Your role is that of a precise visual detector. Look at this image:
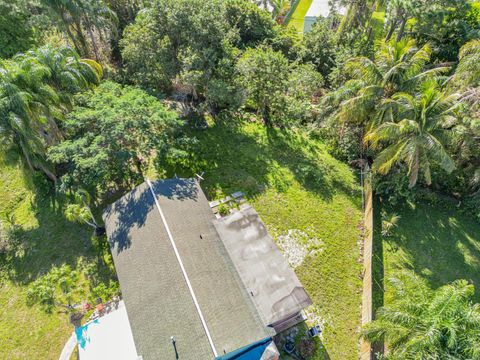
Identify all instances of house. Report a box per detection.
[304,0,346,32]
[81,178,311,360]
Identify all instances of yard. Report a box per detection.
[380,199,480,308]
[0,151,115,360]
[1,118,363,360]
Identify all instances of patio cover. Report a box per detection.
[213,206,312,328]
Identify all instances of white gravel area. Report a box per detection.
[276,229,324,269]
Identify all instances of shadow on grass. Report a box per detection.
[0,152,115,288]
[371,194,385,356]
[163,119,360,203]
[383,200,480,302]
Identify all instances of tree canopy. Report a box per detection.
[0,45,101,181]
[47,81,183,198]
[362,272,480,359]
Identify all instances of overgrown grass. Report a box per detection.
[381,199,480,307]
[165,119,363,359]
[0,151,115,360]
[286,0,313,34]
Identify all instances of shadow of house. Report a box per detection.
[164,121,361,204]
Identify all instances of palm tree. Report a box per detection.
[14,46,101,147]
[364,80,458,187]
[64,189,100,230]
[455,40,480,86]
[362,272,480,359]
[270,0,289,22]
[454,39,480,109]
[0,46,101,182]
[336,39,446,128]
[452,40,480,196]
[41,0,90,56]
[18,46,102,111]
[0,60,54,179]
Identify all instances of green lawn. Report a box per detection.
[165,119,363,359]
[0,151,115,360]
[286,0,313,34]
[1,119,363,360]
[381,200,480,307]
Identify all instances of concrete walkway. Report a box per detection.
[59,332,76,360]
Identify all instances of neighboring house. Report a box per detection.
[80,178,312,360]
[304,0,346,32]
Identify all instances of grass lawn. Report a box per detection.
[165,119,363,359]
[0,151,115,360]
[1,118,363,360]
[286,0,313,34]
[380,200,480,307]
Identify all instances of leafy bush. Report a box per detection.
[373,169,417,206]
[27,265,81,313]
[90,281,119,303]
[236,46,290,125]
[301,18,337,78]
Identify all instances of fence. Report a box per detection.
[360,171,374,360]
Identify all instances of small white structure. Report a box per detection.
[304,0,346,32]
[76,301,139,360]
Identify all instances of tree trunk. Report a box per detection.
[72,17,90,57]
[18,139,35,172]
[47,116,64,144]
[37,162,58,183]
[396,18,407,42]
[60,12,83,55]
[86,24,100,61]
[262,104,271,127]
[385,20,397,41]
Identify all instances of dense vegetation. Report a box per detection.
[0,0,479,359]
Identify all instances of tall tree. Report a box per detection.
[121,0,276,94]
[236,46,290,125]
[41,0,90,56]
[364,80,458,187]
[0,0,36,58]
[0,46,101,181]
[383,0,478,61]
[47,81,183,198]
[384,0,415,41]
[0,59,51,178]
[450,40,480,197]
[362,272,480,359]
[41,0,116,60]
[335,39,445,128]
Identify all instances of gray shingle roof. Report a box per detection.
[103,179,271,360]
